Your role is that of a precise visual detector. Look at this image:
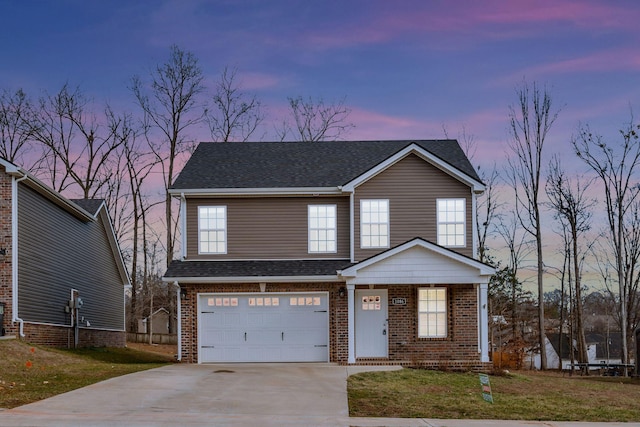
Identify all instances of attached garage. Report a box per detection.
[198,292,329,363]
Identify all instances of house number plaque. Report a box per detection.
[391,298,407,306]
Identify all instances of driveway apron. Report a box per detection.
[0,363,400,426]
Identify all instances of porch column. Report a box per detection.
[347,283,355,364]
[479,282,489,362]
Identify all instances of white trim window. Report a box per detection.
[360,199,389,248]
[308,204,337,253]
[198,206,227,254]
[437,198,465,247]
[418,287,447,338]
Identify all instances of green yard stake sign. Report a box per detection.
[479,373,493,403]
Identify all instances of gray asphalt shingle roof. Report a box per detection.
[171,139,480,190]
[164,259,353,279]
[70,199,105,216]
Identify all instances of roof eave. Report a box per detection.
[169,187,344,197]
[161,275,343,284]
[0,159,95,222]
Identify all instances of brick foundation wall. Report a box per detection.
[0,167,14,337]
[20,323,125,348]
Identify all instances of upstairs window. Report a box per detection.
[361,199,389,248]
[198,206,226,254]
[437,198,465,247]
[308,205,337,253]
[418,287,447,338]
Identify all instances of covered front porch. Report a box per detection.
[339,238,494,368]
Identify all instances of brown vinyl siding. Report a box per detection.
[17,185,125,330]
[354,154,473,261]
[186,196,350,259]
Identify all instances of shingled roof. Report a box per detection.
[70,199,105,216]
[171,140,480,190]
[164,259,353,280]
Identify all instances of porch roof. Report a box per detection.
[163,259,353,283]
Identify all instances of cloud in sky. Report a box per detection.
[1,0,639,147]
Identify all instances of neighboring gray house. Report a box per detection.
[531,333,628,371]
[0,158,130,347]
[164,140,495,369]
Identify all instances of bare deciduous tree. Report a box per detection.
[505,80,559,369]
[130,45,205,268]
[444,124,501,265]
[104,112,160,332]
[30,84,125,198]
[131,45,205,334]
[495,210,535,343]
[206,66,264,142]
[572,115,640,370]
[278,96,354,142]
[0,88,37,166]
[546,155,595,366]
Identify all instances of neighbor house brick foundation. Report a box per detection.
[20,323,125,348]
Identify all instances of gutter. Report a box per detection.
[12,173,28,337]
[173,281,182,362]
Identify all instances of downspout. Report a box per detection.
[12,174,28,337]
[174,281,182,361]
[471,188,479,259]
[180,193,187,260]
[478,282,489,362]
[349,192,354,263]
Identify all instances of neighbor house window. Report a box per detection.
[360,199,389,248]
[418,288,447,338]
[308,205,337,253]
[198,206,226,254]
[437,198,465,247]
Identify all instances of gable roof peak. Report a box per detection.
[171,139,480,191]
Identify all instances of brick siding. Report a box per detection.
[179,282,489,371]
[19,323,125,348]
[0,167,13,337]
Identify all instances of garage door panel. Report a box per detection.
[199,292,328,363]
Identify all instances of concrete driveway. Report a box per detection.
[0,364,637,427]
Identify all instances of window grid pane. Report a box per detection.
[437,198,465,247]
[361,199,389,248]
[198,206,226,254]
[309,205,337,253]
[418,288,447,338]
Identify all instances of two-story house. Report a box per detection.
[0,158,129,348]
[163,140,494,369]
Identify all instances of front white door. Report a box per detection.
[355,289,388,358]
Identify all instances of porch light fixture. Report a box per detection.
[338,287,346,298]
[180,287,187,299]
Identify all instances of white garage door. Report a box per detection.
[198,292,329,363]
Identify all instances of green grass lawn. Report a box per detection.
[0,340,173,409]
[348,368,640,421]
[4,339,640,421]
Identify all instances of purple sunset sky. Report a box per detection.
[1,0,639,170]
